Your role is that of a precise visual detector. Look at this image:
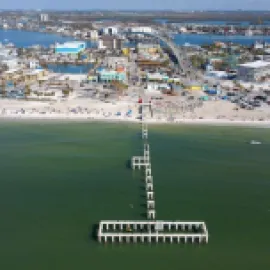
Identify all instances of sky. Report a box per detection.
[1,0,270,11]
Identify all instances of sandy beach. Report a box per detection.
[1,98,270,127]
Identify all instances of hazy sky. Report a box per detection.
[1,0,270,10]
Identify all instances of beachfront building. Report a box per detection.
[97,69,126,82]
[55,41,86,55]
[237,60,270,82]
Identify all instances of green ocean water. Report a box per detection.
[0,122,269,270]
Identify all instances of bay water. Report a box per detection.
[1,29,270,49]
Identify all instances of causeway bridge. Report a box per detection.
[124,28,204,82]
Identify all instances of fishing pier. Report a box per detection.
[98,102,209,244]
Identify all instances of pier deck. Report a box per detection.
[98,220,208,244]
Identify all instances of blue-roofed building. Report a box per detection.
[55,41,86,54]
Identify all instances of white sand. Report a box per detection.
[1,98,270,127]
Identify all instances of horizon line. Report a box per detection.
[1,9,270,12]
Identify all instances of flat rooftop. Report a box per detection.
[239,60,270,69]
[55,41,86,48]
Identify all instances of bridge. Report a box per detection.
[123,29,204,82]
[124,30,185,70]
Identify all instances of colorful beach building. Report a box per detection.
[97,68,126,82]
[55,41,86,54]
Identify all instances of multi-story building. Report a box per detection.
[87,30,99,40]
[128,26,153,33]
[98,36,122,50]
[237,60,270,82]
[40,14,49,22]
[101,26,119,36]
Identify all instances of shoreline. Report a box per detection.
[1,115,270,128]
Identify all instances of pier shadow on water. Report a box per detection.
[125,160,132,170]
[140,177,145,183]
[140,213,147,219]
[140,186,145,191]
[140,203,147,208]
[140,193,146,199]
[89,223,99,242]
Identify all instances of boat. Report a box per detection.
[249,140,262,145]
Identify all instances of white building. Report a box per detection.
[16,23,24,29]
[88,30,99,40]
[206,70,228,79]
[102,26,118,36]
[40,14,49,22]
[0,56,19,69]
[98,36,122,50]
[179,27,188,33]
[238,61,270,82]
[128,26,153,33]
[28,60,40,69]
[2,23,9,29]
[0,45,19,69]
[0,46,11,57]
[254,41,264,50]
[98,39,106,50]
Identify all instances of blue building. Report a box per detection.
[97,70,126,82]
[55,41,86,54]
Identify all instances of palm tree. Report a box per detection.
[1,78,6,98]
[62,88,70,97]
[25,84,31,99]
